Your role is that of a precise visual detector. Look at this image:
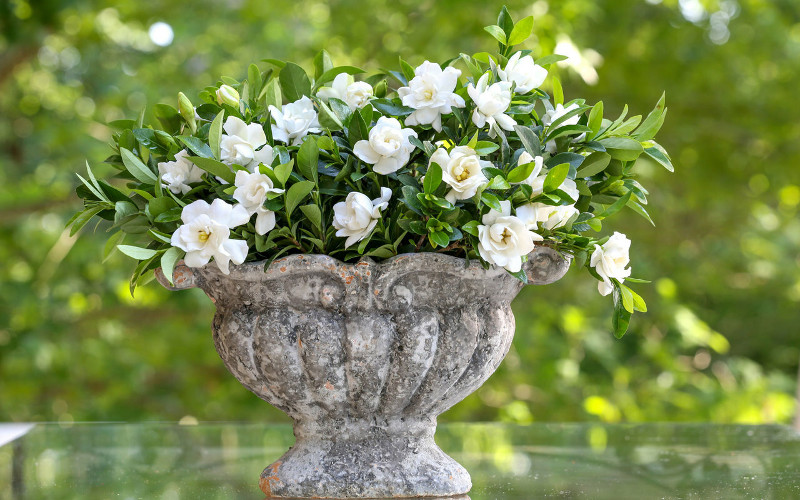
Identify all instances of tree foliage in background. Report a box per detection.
[0,0,797,424]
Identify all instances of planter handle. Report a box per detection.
[155,261,197,290]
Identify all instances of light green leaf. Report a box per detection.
[507,16,533,46]
[507,159,537,183]
[643,144,674,172]
[599,137,644,161]
[543,163,570,192]
[633,92,667,141]
[209,110,224,160]
[588,101,604,138]
[484,25,507,45]
[273,160,294,187]
[120,147,158,184]
[263,78,282,110]
[118,244,159,260]
[552,75,564,105]
[313,49,334,80]
[160,247,183,286]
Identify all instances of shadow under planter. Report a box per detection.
[157,249,570,498]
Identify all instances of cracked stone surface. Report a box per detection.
[156,248,570,499]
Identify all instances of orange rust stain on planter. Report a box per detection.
[344,276,353,284]
[324,381,334,390]
[260,462,282,497]
[374,289,380,296]
[280,266,287,272]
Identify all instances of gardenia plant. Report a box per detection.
[69,7,673,337]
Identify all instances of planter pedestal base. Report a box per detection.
[260,420,470,498]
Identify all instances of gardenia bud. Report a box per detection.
[178,92,196,134]
[216,85,240,108]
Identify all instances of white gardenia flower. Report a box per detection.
[216,84,240,108]
[171,199,250,275]
[332,187,392,248]
[397,61,465,132]
[477,200,543,273]
[515,151,580,202]
[590,231,633,296]
[158,149,203,195]
[269,96,322,145]
[467,73,516,137]
[430,146,490,204]
[232,170,284,236]
[316,73,373,110]
[516,202,579,231]
[353,117,417,175]
[220,116,274,172]
[497,52,548,94]
[542,102,581,128]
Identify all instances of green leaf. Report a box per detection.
[497,6,514,37]
[508,268,528,284]
[474,141,499,155]
[119,147,158,184]
[596,191,633,219]
[279,62,312,102]
[317,66,365,86]
[117,245,158,260]
[487,175,511,190]
[273,162,293,186]
[147,196,177,219]
[619,282,634,313]
[179,136,214,159]
[68,205,107,236]
[543,163,570,192]
[633,92,666,141]
[576,152,611,177]
[399,57,416,84]
[285,180,315,217]
[299,204,322,230]
[552,76,564,105]
[514,125,541,156]
[248,63,262,96]
[297,136,319,184]
[159,247,183,286]
[643,144,674,172]
[587,101,604,138]
[484,25,507,45]
[313,49,334,80]
[153,103,181,134]
[371,98,413,117]
[627,198,655,226]
[599,137,644,162]
[429,230,450,248]
[507,16,533,46]
[481,191,503,212]
[317,101,343,131]
[262,58,286,69]
[209,110,224,160]
[263,78,282,110]
[535,54,568,66]
[507,159,537,183]
[626,285,648,312]
[424,162,443,193]
[612,283,632,339]
[461,220,480,237]
[187,156,235,184]
[154,207,182,223]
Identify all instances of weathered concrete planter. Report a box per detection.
[157,248,569,498]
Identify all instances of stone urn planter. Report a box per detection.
[156,247,569,498]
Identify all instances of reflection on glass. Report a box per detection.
[1,423,798,499]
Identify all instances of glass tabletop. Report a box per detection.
[1,422,798,499]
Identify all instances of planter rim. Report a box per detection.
[156,246,570,291]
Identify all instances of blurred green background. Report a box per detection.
[1,0,798,425]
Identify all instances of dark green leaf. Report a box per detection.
[577,152,611,177]
[299,204,322,230]
[317,65,365,86]
[424,162,443,193]
[514,125,541,156]
[297,136,319,184]
[279,62,312,102]
[179,136,214,159]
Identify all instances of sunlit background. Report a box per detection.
[1,0,798,425]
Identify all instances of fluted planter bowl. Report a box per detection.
[156,248,569,498]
